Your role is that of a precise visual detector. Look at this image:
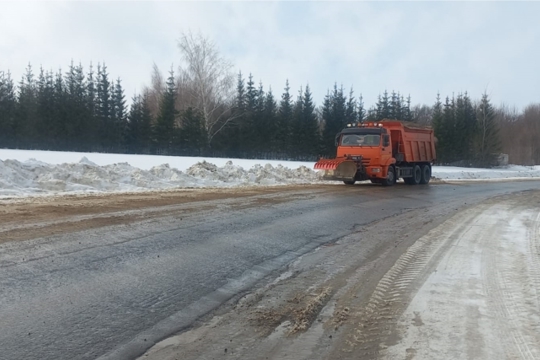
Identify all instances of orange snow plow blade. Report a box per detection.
[314,158,358,181]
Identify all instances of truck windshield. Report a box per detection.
[341,134,380,146]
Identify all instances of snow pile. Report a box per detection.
[186,161,319,185]
[0,157,323,197]
[2,149,540,198]
[432,165,540,180]
[0,149,313,171]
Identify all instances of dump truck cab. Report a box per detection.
[315,120,436,186]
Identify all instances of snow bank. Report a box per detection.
[0,157,322,197]
[0,149,313,171]
[1,149,540,198]
[432,165,540,180]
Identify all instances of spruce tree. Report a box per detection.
[389,91,401,119]
[0,71,17,148]
[126,94,143,153]
[300,84,319,159]
[321,92,333,155]
[242,73,258,155]
[180,107,206,155]
[475,93,500,166]
[454,92,476,161]
[16,64,39,148]
[112,78,127,152]
[254,82,266,156]
[277,80,293,158]
[154,69,178,154]
[36,68,56,149]
[53,69,68,150]
[321,84,347,156]
[97,63,113,151]
[291,86,304,159]
[139,93,153,154]
[126,93,153,154]
[376,90,391,120]
[263,89,279,156]
[432,93,443,126]
[65,62,91,151]
[86,64,98,149]
[345,88,358,124]
[441,96,456,163]
[431,93,444,160]
[332,84,347,126]
[235,71,246,112]
[357,94,365,122]
[403,95,412,122]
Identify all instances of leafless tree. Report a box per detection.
[142,63,165,121]
[411,104,433,126]
[495,103,540,165]
[177,31,238,145]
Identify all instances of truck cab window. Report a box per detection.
[341,134,380,146]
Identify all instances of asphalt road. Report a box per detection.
[1,181,539,360]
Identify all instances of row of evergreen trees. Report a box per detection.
[1,61,502,165]
[432,92,500,166]
[0,64,128,152]
[0,62,415,160]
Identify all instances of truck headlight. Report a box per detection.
[372,168,381,173]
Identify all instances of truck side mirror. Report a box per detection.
[383,135,390,147]
[335,134,341,147]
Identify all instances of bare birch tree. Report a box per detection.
[177,31,237,145]
[142,63,165,121]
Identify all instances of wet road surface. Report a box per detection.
[1,181,539,360]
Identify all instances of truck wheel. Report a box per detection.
[411,165,422,185]
[343,180,356,185]
[420,165,431,184]
[382,166,396,187]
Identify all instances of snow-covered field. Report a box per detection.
[1,149,540,198]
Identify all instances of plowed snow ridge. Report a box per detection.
[1,149,540,197]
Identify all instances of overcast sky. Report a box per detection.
[2,1,539,110]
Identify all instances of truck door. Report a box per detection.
[381,134,392,166]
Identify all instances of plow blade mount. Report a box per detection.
[314,159,358,181]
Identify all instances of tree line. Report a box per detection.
[1,32,539,166]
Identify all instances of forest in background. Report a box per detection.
[1,33,539,166]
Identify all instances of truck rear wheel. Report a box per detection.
[382,166,396,187]
[343,180,356,185]
[410,164,422,185]
[420,165,431,184]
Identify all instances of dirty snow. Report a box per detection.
[1,149,540,198]
[381,201,540,359]
[433,165,540,181]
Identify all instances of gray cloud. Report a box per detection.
[1,1,538,109]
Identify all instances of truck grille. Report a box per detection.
[361,157,371,166]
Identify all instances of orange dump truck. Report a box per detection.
[315,120,436,186]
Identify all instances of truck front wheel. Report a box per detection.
[382,166,396,187]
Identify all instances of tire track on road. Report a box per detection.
[482,207,540,360]
[377,194,540,360]
[334,205,488,358]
